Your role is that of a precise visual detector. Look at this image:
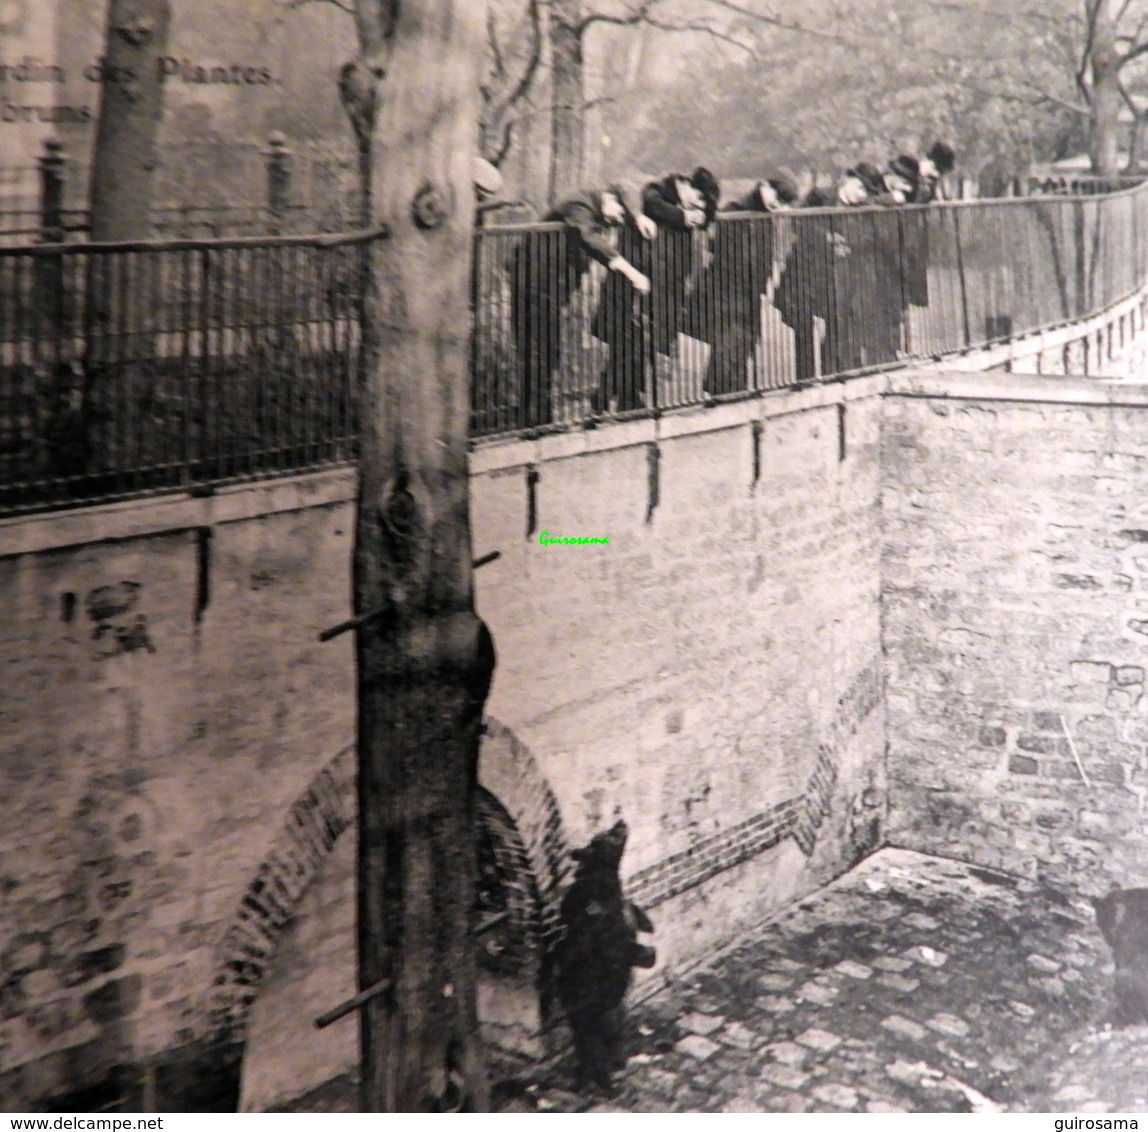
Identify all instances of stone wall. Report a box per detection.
[882,372,1148,890]
[0,492,357,1109]
[0,378,888,1110]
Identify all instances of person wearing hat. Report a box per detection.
[777,164,901,377]
[686,175,799,394]
[835,169,871,207]
[836,163,889,206]
[896,143,957,347]
[472,156,505,227]
[775,186,843,380]
[591,166,720,413]
[885,154,920,204]
[508,185,652,428]
[916,141,956,203]
[885,153,932,340]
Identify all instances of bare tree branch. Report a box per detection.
[1119,74,1141,111]
[499,0,544,113]
[642,16,757,54]
[283,0,356,14]
[1120,37,1148,65]
[567,0,852,47]
[481,0,544,167]
[487,6,506,87]
[691,0,849,40]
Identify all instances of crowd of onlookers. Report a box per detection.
[507,143,956,426]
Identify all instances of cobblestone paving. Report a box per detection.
[286,847,1129,1113]
[1012,1025,1148,1112]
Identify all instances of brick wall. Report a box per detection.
[882,373,1148,889]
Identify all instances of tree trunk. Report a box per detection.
[548,0,585,202]
[354,0,494,1113]
[1088,1,1123,176]
[88,0,171,241]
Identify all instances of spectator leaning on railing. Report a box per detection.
[689,175,799,395]
[916,141,956,204]
[774,186,836,381]
[888,144,956,349]
[888,154,931,341]
[590,166,719,413]
[640,167,720,356]
[773,144,955,381]
[508,185,653,428]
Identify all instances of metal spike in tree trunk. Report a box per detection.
[89,0,171,241]
[354,0,494,1113]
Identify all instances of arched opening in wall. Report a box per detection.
[228,722,570,1112]
[474,787,545,1055]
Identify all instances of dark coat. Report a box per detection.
[774,205,841,329]
[591,175,710,355]
[840,206,906,367]
[507,188,635,426]
[645,175,715,354]
[511,188,630,312]
[711,189,779,324]
[682,189,780,391]
[897,204,931,308]
[775,202,906,376]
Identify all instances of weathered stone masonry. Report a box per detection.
[15,360,1148,1110]
[0,377,888,1110]
[882,373,1148,890]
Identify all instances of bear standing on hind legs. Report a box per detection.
[553,819,656,1093]
[1093,888,1148,1025]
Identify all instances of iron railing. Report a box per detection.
[0,231,364,513]
[1027,174,1148,197]
[471,181,1148,434]
[2,181,1148,516]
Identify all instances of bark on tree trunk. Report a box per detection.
[88,0,171,241]
[548,0,585,202]
[354,0,494,1113]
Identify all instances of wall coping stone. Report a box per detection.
[0,466,358,559]
[887,370,1148,407]
[9,361,1148,559]
[2,376,888,556]
[469,372,890,475]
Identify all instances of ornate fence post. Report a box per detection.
[38,137,66,244]
[266,131,292,233]
[36,138,66,337]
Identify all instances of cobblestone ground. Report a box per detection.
[284,847,1137,1113]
